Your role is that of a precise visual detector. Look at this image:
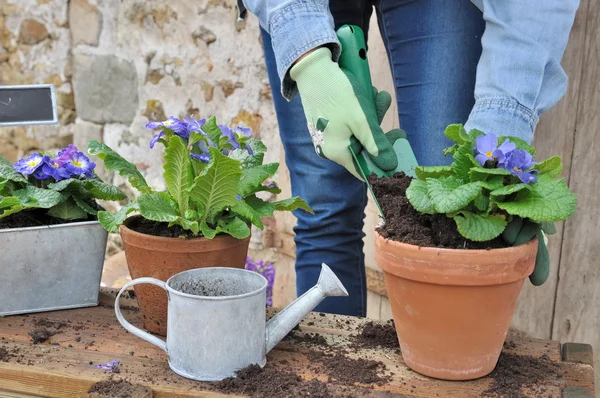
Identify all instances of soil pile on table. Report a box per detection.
[352,320,400,350]
[214,364,333,398]
[319,353,389,385]
[0,347,12,362]
[482,353,562,397]
[28,328,52,344]
[368,173,506,249]
[87,379,153,398]
[127,217,201,239]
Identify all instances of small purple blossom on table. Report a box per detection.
[245,256,275,306]
[474,133,516,166]
[94,359,120,373]
[503,149,538,184]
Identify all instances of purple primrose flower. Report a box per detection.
[35,156,71,181]
[64,151,96,178]
[14,152,44,176]
[245,256,275,307]
[503,149,538,184]
[474,133,516,166]
[190,153,210,163]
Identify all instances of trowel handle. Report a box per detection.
[337,24,374,103]
[115,278,168,353]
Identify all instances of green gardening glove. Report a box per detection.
[502,217,551,286]
[290,47,399,180]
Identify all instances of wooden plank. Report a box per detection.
[511,0,590,340]
[0,293,593,398]
[366,291,382,319]
[379,296,394,321]
[552,0,600,392]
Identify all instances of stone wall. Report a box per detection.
[0,0,279,245]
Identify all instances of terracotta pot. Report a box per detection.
[375,231,537,380]
[120,216,250,336]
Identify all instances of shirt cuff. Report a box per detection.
[464,97,538,144]
[269,1,341,101]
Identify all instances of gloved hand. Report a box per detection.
[502,217,551,286]
[290,47,399,180]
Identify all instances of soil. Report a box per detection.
[368,173,507,249]
[0,208,96,229]
[87,379,153,398]
[28,328,52,344]
[285,330,329,347]
[126,217,201,239]
[482,353,562,398]
[352,320,400,351]
[214,364,334,398]
[0,347,10,362]
[321,353,389,385]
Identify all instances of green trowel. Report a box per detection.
[336,24,419,217]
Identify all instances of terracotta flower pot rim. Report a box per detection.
[375,230,537,286]
[120,215,251,251]
[164,267,268,302]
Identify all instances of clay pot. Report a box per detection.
[375,231,537,380]
[120,215,250,336]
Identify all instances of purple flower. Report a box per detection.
[149,131,165,149]
[146,116,195,143]
[190,153,210,163]
[245,256,275,307]
[36,156,71,181]
[266,182,276,189]
[56,144,78,165]
[474,133,516,166]
[219,125,240,150]
[185,116,206,132]
[503,149,538,184]
[64,151,96,178]
[14,152,44,176]
[235,126,252,138]
[94,360,120,373]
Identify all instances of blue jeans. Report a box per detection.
[261,0,485,316]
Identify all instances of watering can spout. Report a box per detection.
[265,263,348,353]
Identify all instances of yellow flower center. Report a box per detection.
[72,160,83,167]
[485,151,493,158]
[52,162,59,168]
[163,120,173,127]
[513,167,522,173]
[27,159,40,167]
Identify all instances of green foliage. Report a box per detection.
[406,124,577,242]
[94,115,313,239]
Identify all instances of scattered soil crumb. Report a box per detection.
[214,364,333,398]
[320,353,389,385]
[352,320,399,350]
[0,347,12,362]
[482,353,562,397]
[29,328,52,344]
[503,340,517,350]
[368,173,506,249]
[34,317,67,330]
[285,331,329,347]
[87,379,152,397]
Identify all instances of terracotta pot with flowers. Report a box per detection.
[90,115,312,335]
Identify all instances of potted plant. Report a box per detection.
[0,145,126,316]
[372,124,577,380]
[90,115,312,335]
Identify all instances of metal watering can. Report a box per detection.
[114,264,348,381]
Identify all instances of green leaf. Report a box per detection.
[48,178,83,192]
[164,135,193,216]
[426,177,482,214]
[72,196,98,215]
[479,176,505,191]
[444,124,468,144]
[0,179,7,193]
[495,174,577,222]
[473,194,490,212]
[541,221,557,235]
[230,139,267,169]
[174,217,200,235]
[406,179,436,214]
[454,212,507,241]
[201,217,251,239]
[88,140,152,194]
[97,203,139,233]
[452,144,477,180]
[245,195,275,218]
[13,186,64,209]
[469,166,512,180]
[415,166,452,180]
[137,192,179,223]
[443,144,459,156]
[498,136,535,156]
[533,156,563,177]
[48,197,88,220]
[200,117,226,150]
[189,148,242,222]
[0,156,12,167]
[85,179,127,201]
[231,199,264,228]
[0,164,27,184]
[0,197,22,218]
[237,163,279,197]
[271,197,313,214]
[490,183,532,198]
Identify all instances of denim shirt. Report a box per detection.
[242,0,579,143]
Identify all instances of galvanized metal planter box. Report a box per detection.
[0,220,108,316]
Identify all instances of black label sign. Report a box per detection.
[0,85,58,126]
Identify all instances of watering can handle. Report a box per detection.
[114,278,168,353]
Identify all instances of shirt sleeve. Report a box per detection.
[465,0,580,143]
[242,0,341,100]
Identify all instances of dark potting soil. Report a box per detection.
[0,208,96,229]
[482,353,562,398]
[87,379,152,398]
[0,347,11,362]
[368,173,507,249]
[214,364,334,398]
[28,328,52,344]
[319,353,389,385]
[352,320,400,350]
[126,217,201,239]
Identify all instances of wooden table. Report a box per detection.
[0,289,595,398]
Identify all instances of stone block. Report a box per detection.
[69,0,103,47]
[18,19,48,45]
[72,53,138,124]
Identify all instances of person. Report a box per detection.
[240,0,579,317]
